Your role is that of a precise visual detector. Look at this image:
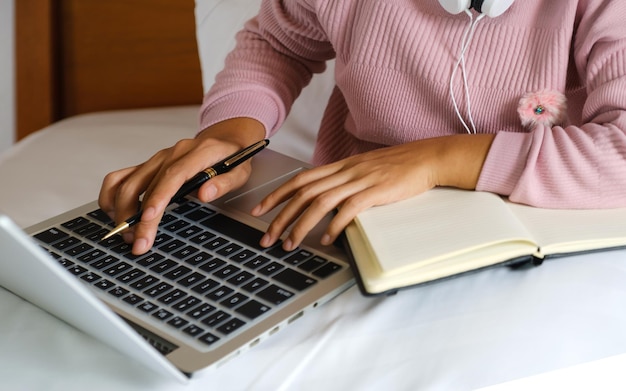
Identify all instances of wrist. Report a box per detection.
[197,117,266,149]
[433,134,495,189]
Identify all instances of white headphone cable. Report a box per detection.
[449,10,485,134]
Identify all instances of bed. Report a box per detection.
[3,1,626,389]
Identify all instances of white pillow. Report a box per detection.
[194,0,335,163]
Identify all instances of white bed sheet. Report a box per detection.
[1,107,626,390]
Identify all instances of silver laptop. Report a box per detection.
[0,148,354,383]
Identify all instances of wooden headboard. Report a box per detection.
[15,0,203,140]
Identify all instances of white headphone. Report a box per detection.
[438,0,515,18]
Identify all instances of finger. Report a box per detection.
[98,166,137,221]
[252,163,343,217]
[258,166,353,247]
[273,175,374,251]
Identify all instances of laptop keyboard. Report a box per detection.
[32,200,342,351]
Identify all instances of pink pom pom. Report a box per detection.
[517,90,567,128]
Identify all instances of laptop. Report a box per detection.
[0,148,354,383]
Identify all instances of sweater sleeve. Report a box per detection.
[198,0,334,138]
[476,1,626,209]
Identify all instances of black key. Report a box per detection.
[108,286,129,298]
[117,268,145,283]
[53,237,81,251]
[227,271,254,286]
[241,278,269,293]
[172,296,202,312]
[199,258,225,273]
[136,252,165,268]
[138,301,159,313]
[171,201,200,215]
[88,209,113,224]
[203,237,230,251]
[216,243,242,257]
[185,251,213,266]
[152,308,174,321]
[206,286,234,302]
[235,300,271,319]
[197,332,220,346]
[61,217,90,230]
[273,268,317,291]
[258,262,284,276]
[312,262,342,278]
[158,289,187,305]
[163,220,190,233]
[298,256,327,272]
[167,316,188,329]
[77,249,107,264]
[266,244,295,259]
[123,294,144,305]
[67,264,87,276]
[190,232,216,245]
[94,279,116,290]
[64,242,94,257]
[187,303,216,319]
[130,275,159,290]
[34,228,68,244]
[185,207,216,222]
[221,293,248,308]
[150,259,178,274]
[216,318,246,335]
[230,249,257,263]
[91,255,120,270]
[159,214,177,226]
[191,279,220,295]
[201,310,230,327]
[163,265,192,281]
[153,233,173,246]
[177,225,204,239]
[80,271,101,284]
[103,261,133,277]
[213,265,240,280]
[73,222,102,237]
[284,249,314,265]
[111,242,133,255]
[159,239,186,254]
[183,324,205,337]
[178,272,206,287]
[86,228,110,242]
[243,255,270,270]
[145,282,173,298]
[171,245,199,260]
[201,213,265,250]
[57,258,74,268]
[257,285,294,305]
[100,235,125,248]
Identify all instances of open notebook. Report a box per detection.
[0,148,354,382]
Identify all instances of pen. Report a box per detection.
[101,139,269,240]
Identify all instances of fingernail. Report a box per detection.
[205,184,218,201]
[321,234,332,246]
[260,233,271,247]
[283,238,294,251]
[133,238,149,254]
[251,205,262,216]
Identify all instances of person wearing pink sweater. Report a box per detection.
[100,0,626,255]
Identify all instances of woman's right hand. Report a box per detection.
[98,117,266,255]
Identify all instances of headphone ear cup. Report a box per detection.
[479,0,515,17]
[438,0,472,15]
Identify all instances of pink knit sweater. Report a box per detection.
[200,0,626,209]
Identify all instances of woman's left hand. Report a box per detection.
[251,134,495,251]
